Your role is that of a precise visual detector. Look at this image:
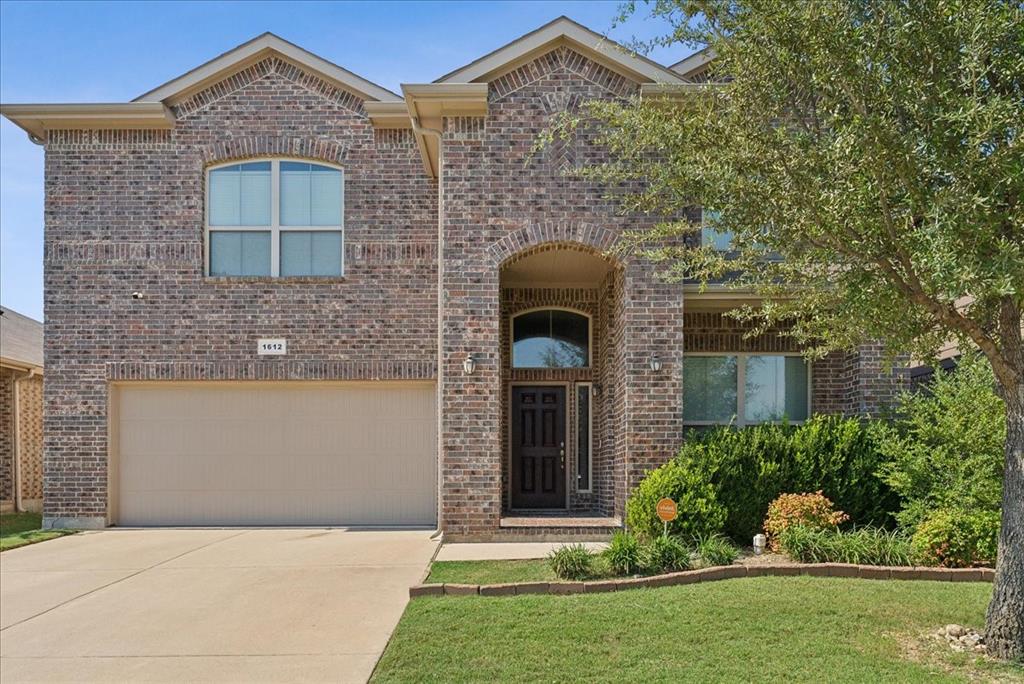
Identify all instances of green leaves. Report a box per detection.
[564,0,1023,376]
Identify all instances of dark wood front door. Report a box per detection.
[511,386,566,509]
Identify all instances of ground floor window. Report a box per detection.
[683,353,810,426]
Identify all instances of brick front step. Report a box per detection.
[408,564,994,598]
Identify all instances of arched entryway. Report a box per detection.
[498,243,624,516]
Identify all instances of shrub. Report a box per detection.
[764,491,848,551]
[779,525,913,566]
[640,535,691,574]
[604,530,642,575]
[876,354,1005,530]
[630,415,897,543]
[548,544,595,580]
[692,533,739,567]
[910,509,1000,568]
[625,458,727,541]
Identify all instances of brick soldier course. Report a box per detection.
[1,18,904,537]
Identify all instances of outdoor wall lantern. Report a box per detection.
[649,354,662,373]
[463,353,476,375]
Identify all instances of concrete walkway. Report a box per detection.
[436,541,607,561]
[0,528,438,683]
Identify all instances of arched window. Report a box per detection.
[206,159,344,277]
[512,309,590,368]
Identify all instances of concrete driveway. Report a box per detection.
[0,528,438,683]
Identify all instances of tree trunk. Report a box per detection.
[985,379,1024,661]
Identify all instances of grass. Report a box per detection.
[0,512,73,551]
[427,559,562,584]
[374,577,1023,683]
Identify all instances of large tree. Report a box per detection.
[562,0,1023,658]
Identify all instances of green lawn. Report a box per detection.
[373,577,1023,683]
[427,559,567,584]
[0,512,73,551]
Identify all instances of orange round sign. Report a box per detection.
[656,498,678,522]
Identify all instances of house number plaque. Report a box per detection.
[257,338,287,355]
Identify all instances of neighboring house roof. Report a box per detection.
[435,16,689,85]
[0,307,43,371]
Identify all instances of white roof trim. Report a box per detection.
[0,102,173,141]
[670,47,716,80]
[134,32,402,104]
[436,16,687,85]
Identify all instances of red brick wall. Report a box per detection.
[0,369,43,511]
[439,47,685,539]
[18,374,44,505]
[681,312,904,417]
[43,57,437,524]
[0,369,13,506]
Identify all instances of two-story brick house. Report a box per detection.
[2,17,902,540]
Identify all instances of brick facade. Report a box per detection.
[0,369,13,507]
[43,56,436,527]
[0,368,44,512]
[34,36,905,536]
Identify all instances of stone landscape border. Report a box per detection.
[409,563,995,598]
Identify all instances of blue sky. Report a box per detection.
[0,1,690,320]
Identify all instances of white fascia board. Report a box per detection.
[134,33,402,104]
[436,16,687,85]
[0,102,173,141]
[670,47,716,80]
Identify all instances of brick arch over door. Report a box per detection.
[487,221,623,268]
[197,136,349,168]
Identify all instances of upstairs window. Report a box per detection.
[206,160,344,277]
[512,309,590,368]
[701,208,734,251]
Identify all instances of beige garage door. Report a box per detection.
[113,382,437,527]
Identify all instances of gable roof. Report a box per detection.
[435,16,688,85]
[0,307,43,370]
[670,47,716,81]
[134,32,402,104]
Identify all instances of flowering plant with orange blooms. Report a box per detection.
[764,491,848,551]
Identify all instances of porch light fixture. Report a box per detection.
[463,353,476,375]
[649,354,662,373]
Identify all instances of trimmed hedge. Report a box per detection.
[910,508,1000,568]
[627,415,898,542]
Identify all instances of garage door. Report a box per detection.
[112,382,436,527]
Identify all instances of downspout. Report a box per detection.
[412,116,445,540]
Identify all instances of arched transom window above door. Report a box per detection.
[511,309,591,369]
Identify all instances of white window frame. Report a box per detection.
[510,306,593,370]
[204,158,345,278]
[576,382,593,493]
[683,351,813,427]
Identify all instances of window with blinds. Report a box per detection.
[206,160,344,277]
